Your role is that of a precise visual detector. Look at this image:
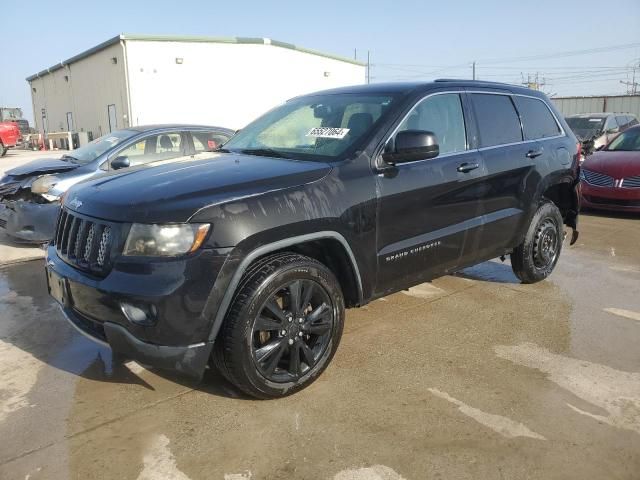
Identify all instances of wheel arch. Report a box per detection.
[206,231,363,343]
[541,178,580,244]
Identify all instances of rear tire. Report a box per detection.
[0,142,7,157]
[213,253,345,399]
[511,200,564,284]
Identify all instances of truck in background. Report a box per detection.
[0,107,31,137]
[0,122,21,156]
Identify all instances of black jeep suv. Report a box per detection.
[45,80,580,399]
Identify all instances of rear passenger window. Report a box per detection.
[513,96,561,140]
[396,93,467,155]
[471,94,522,147]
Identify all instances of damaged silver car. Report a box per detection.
[0,124,233,243]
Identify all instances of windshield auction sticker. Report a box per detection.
[307,127,350,139]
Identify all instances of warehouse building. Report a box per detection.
[27,34,366,141]
[551,94,640,118]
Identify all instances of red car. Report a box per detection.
[580,124,640,213]
[0,121,22,156]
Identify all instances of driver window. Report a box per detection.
[396,94,467,155]
[114,132,185,167]
[605,117,619,131]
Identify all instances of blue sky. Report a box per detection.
[3,0,639,123]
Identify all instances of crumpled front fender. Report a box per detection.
[0,199,61,243]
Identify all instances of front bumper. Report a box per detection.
[45,244,232,378]
[0,200,60,243]
[581,181,640,213]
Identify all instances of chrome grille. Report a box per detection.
[96,227,111,267]
[581,169,614,187]
[54,209,116,275]
[83,223,96,261]
[622,175,640,188]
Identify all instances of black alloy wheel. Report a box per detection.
[213,253,345,399]
[251,279,334,382]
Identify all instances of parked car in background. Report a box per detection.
[0,124,233,243]
[565,113,639,159]
[0,121,22,156]
[580,124,640,213]
[44,80,580,399]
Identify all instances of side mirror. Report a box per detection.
[383,130,439,164]
[110,155,130,170]
[606,127,618,135]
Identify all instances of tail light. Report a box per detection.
[576,142,583,164]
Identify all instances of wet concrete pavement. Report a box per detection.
[0,212,639,479]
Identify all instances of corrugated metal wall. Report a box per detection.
[551,95,640,118]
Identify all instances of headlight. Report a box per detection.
[31,175,60,194]
[123,223,210,256]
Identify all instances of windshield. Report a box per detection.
[566,117,605,137]
[605,128,640,152]
[222,94,396,161]
[63,129,138,165]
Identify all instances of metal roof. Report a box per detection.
[26,34,365,81]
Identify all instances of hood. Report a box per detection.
[5,157,78,178]
[65,153,332,223]
[582,151,640,178]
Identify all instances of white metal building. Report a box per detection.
[27,34,366,139]
[551,95,640,118]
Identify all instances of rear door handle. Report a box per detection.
[457,162,480,173]
[526,148,544,159]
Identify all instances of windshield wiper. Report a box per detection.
[239,148,290,159]
[214,147,231,153]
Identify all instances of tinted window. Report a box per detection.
[396,93,467,154]
[617,116,629,129]
[192,131,231,153]
[471,94,522,147]
[605,116,618,130]
[513,96,561,140]
[629,116,639,127]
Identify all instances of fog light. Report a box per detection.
[120,302,156,326]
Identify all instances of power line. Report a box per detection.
[477,42,640,65]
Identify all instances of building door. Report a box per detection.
[107,104,117,132]
[66,112,74,132]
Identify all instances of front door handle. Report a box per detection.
[526,148,544,159]
[457,162,480,173]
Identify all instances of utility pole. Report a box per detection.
[620,64,638,94]
[366,51,370,84]
[472,61,476,80]
[621,80,639,94]
[354,48,357,61]
[522,72,545,91]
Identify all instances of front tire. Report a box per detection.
[0,142,7,157]
[511,200,564,284]
[213,253,345,399]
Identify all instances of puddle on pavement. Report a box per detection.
[495,342,640,435]
[333,465,406,480]
[428,387,546,440]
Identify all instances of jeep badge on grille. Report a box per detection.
[68,198,82,209]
